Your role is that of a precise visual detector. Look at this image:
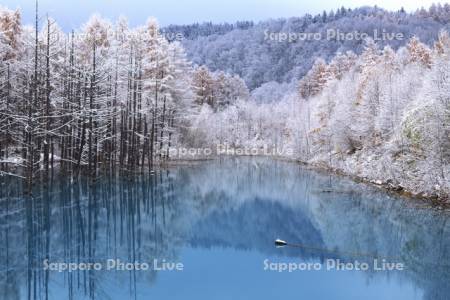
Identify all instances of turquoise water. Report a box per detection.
[0,157,448,299]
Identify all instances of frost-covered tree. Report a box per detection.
[192,65,215,107]
[213,72,249,110]
[406,36,432,68]
[298,58,332,99]
[328,51,357,80]
[75,15,114,175]
[0,6,22,173]
[0,6,21,60]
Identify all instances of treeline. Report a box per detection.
[162,21,254,41]
[0,6,249,191]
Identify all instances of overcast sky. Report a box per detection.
[1,0,444,30]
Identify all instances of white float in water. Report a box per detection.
[274,239,287,247]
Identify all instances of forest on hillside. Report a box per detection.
[168,5,450,91]
[0,4,449,200]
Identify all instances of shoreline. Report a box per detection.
[269,155,450,208]
[166,154,449,207]
[1,154,448,207]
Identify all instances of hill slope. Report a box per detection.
[164,5,450,89]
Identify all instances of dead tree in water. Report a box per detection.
[25,0,40,193]
[43,17,52,179]
[88,44,97,178]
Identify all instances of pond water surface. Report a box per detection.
[0,157,449,300]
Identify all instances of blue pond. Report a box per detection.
[0,157,449,299]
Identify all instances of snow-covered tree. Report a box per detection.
[0,6,22,173]
[0,6,21,60]
[298,58,332,99]
[192,65,215,107]
[406,36,432,68]
[328,51,357,80]
[213,72,249,110]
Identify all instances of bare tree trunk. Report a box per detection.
[26,0,39,194]
[159,96,166,159]
[165,110,175,160]
[44,18,52,179]
[89,44,96,178]
[149,109,155,170]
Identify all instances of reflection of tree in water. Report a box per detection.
[294,170,450,300]
[0,157,449,299]
[0,170,184,299]
[175,158,450,300]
